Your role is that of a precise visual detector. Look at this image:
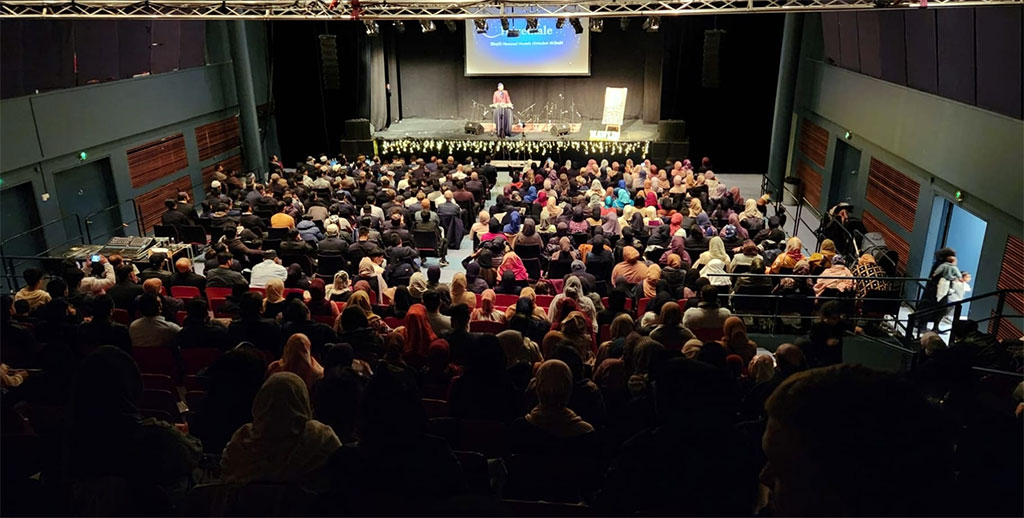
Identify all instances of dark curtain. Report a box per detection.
[394,21,661,121]
[659,15,785,173]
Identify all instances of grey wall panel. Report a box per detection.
[936,8,976,106]
[0,98,43,171]
[877,11,907,86]
[837,13,860,71]
[857,12,882,78]
[975,6,1022,119]
[21,64,236,165]
[905,9,938,94]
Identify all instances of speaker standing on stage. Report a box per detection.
[492,83,513,139]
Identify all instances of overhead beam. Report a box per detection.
[0,0,1017,19]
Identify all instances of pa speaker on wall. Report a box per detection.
[657,120,688,142]
[464,121,484,135]
[319,34,341,90]
[344,119,372,140]
[702,29,724,88]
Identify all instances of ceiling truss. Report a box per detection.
[0,0,1017,19]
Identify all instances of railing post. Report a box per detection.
[952,303,962,326]
[993,291,1006,337]
[84,218,94,244]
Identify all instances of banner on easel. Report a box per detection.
[601,87,628,128]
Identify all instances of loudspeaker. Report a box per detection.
[339,139,374,157]
[464,121,484,135]
[318,34,341,90]
[344,119,372,140]
[550,123,572,136]
[649,141,691,163]
[657,120,688,142]
[702,29,723,88]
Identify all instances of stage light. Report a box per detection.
[394,21,405,33]
[642,16,659,32]
[570,18,583,34]
[620,18,629,31]
[364,20,379,35]
[445,20,457,32]
[420,20,435,32]
[590,18,603,32]
[555,18,566,29]
[526,18,539,32]
[507,28,520,37]
[500,17,509,31]
[474,19,488,33]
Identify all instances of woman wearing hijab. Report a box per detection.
[268,333,325,390]
[471,289,507,323]
[450,273,477,309]
[463,262,489,294]
[727,186,744,209]
[668,213,684,236]
[596,313,634,363]
[285,264,310,291]
[813,255,855,298]
[542,197,563,223]
[222,372,341,487]
[535,190,548,208]
[470,211,491,242]
[586,204,604,228]
[698,259,731,289]
[729,240,763,272]
[818,238,838,269]
[479,219,505,244]
[498,251,529,282]
[568,208,589,234]
[325,271,352,303]
[357,257,389,305]
[514,218,544,248]
[851,253,893,299]
[548,277,599,330]
[551,236,580,264]
[695,236,731,269]
[386,286,414,320]
[650,302,695,350]
[718,316,756,364]
[710,183,728,202]
[503,210,523,235]
[558,311,596,361]
[687,198,703,221]
[601,211,622,236]
[400,304,437,367]
[65,346,201,514]
[523,186,538,204]
[637,263,662,300]
[407,272,428,305]
[611,246,649,287]
[263,278,288,319]
[695,212,717,237]
[497,329,543,369]
[307,278,339,318]
[770,237,805,273]
[509,297,551,344]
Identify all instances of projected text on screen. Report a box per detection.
[465,18,590,76]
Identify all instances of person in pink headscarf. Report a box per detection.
[498,251,529,282]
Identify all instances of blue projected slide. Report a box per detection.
[465,18,590,76]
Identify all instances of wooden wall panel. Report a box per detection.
[126,133,189,188]
[796,160,823,209]
[996,234,1024,315]
[988,314,1022,342]
[862,210,909,272]
[195,116,240,161]
[865,158,920,232]
[137,176,193,232]
[798,119,829,167]
[201,153,242,188]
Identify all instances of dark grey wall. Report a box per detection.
[0,21,275,253]
[790,12,1024,325]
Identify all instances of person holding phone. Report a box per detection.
[78,254,115,295]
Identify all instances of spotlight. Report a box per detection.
[364,20,379,35]
[555,18,566,29]
[526,18,539,32]
[590,18,603,32]
[507,28,520,37]
[642,16,659,32]
[569,18,583,34]
[420,20,436,32]
[474,19,488,33]
[445,20,457,32]
[500,17,509,31]
[394,21,405,33]
[620,17,629,31]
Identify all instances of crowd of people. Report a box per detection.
[1,152,1021,516]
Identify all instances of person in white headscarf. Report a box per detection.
[700,258,732,287]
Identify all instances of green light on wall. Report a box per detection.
[79,151,88,161]
[844,131,853,140]
[954,190,964,203]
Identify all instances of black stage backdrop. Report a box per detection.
[659,15,785,173]
[390,22,663,122]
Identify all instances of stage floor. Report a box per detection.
[375,117,658,142]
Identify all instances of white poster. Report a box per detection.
[601,87,628,127]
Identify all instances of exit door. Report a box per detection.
[52,159,120,245]
[828,139,861,208]
[920,196,986,315]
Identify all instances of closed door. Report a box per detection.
[0,182,45,257]
[52,159,120,244]
[828,139,861,208]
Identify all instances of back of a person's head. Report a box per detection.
[13,299,30,315]
[422,289,441,313]
[700,284,719,305]
[283,298,310,323]
[23,267,44,287]
[46,277,68,298]
[138,293,161,318]
[654,357,736,425]
[218,252,234,266]
[659,302,683,327]
[449,303,471,330]
[239,292,264,318]
[185,298,209,322]
[91,294,115,320]
[764,364,951,516]
[149,253,166,270]
[360,362,425,440]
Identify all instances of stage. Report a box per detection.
[373,117,658,160]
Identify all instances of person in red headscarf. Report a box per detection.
[497,251,529,282]
[400,304,437,367]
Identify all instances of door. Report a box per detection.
[0,182,45,257]
[828,139,861,208]
[922,196,986,315]
[52,159,120,244]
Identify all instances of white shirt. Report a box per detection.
[249,259,288,287]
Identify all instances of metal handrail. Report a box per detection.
[0,214,84,250]
[83,198,142,243]
[905,289,1022,341]
[706,272,928,282]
